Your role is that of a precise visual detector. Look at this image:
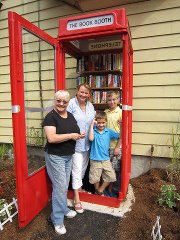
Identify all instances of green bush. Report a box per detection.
[157,184,180,208]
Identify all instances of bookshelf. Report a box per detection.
[76,53,122,109]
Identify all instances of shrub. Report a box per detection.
[0,143,13,160]
[157,184,180,208]
[167,123,180,183]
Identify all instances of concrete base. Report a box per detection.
[131,155,170,179]
[68,184,135,217]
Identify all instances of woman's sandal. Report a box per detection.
[74,202,84,214]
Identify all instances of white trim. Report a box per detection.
[122,105,133,111]
[12,105,20,113]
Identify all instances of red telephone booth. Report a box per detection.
[8,8,133,228]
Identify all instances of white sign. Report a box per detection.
[67,14,114,31]
[89,40,122,51]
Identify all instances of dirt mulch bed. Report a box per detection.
[0,159,179,240]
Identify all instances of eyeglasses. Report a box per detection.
[55,99,68,105]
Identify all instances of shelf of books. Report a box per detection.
[77,53,122,72]
[76,53,122,109]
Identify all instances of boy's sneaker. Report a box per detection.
[95,189,104,196]
[65,210,77,218]
[55,224,66,235]
[74,202,84,213]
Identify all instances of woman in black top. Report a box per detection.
[43,90,84,235]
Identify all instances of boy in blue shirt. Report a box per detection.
[89,111,120,195]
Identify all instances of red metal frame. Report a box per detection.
[8,11,61,227]
[121,34,131,199]
[58,8,133,207]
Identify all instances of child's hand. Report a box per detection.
[114,147,120,156]
[114,144,122,156]
[91,118,97,127]
[117,119,122,125]
[94,119,97,126]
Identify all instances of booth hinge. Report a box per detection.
[122,105,133,111]
[12,105,20,113]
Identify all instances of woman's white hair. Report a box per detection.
[54,90,70,101]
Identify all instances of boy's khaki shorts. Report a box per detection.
[89,160,116,184]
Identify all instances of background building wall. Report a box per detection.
[0,0,180,175]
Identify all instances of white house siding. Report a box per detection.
[127,0,180,158]
[0,0,180,161]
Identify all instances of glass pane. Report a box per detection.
[22,29,55,175]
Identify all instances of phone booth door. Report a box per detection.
[8,12,62,227]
